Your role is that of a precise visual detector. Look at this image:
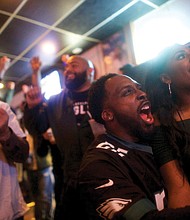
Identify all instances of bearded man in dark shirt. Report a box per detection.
[78,73,190,220]
[24,55,105,219]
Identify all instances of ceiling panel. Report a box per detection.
[149,0,170,6]
[25,31,69,59]
[0,0,22,13]
[18,0,82,25]
[0,0,172,96]
[90,1,154,40]
[57,0,132,34]
[0,14,9,26]
[0,18,46,55]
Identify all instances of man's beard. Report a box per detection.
[116,113,154,142]
[65,70,87,90]
[134,125,155,142]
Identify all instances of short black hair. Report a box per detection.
[88,73,118,124]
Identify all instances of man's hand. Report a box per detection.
[43,128,56,145]
[25,86,43,109]
[30,56,41,73]
[30,56,42,86]
[0,108,11,142]
[0,56,10,79]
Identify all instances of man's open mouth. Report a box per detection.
[139,102,154,125]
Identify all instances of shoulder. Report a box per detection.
[84,134,115,156]
[87,134,128,159]
[48,90,65,104]
[0,100,9,110]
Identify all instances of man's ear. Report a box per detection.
[101,109,113,122]
[160,74,171,84]
[87,67,95,82]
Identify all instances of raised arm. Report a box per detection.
[0,103,29,162]
[0,56,10,79]
[30,56,42,87]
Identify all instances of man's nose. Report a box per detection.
[64,68,72,75]
[137,90,147,101]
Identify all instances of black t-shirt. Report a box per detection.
[71,90,90,126]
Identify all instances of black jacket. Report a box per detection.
[24,89,94,184]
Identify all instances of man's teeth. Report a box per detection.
[141,105,149,110]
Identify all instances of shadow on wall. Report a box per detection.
[121,60,153,89]
[132,60,153,89]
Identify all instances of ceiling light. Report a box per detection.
[72,47,83,54]
[0,83,4,89]
[41,41,56,55]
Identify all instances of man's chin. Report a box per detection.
[66,83,76,90]
[141,125,155,141]
[66,80,86,91]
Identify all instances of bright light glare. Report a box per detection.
[41,70,62,100]
[40,41,57,65]
[0,83,4,89]
[72,47,83,54]
[66,34,81,45]
[41,41,56,54]
[133,17,190,64]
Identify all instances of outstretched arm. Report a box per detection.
[0,104,29,163]
[30,56,42,87]
[0,56,10,79]
[24,56,49,137]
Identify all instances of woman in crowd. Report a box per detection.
[145,42,190,208]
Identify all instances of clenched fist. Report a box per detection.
[25,86,43,109]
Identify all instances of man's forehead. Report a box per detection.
[106,75,137,87]
[67,56,86,64]
[105,75,139,94]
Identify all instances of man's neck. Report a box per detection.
[106,126,139,143]
[73,81,91,93]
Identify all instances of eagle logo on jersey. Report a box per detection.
[96,198,132,219]
[96,141,128,157]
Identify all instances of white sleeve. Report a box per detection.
[0,101,25,138]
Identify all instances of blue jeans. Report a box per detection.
[27,166,55,220]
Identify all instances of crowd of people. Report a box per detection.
[0,57,29,219]
[1,41,190,220]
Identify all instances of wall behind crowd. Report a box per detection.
[82,23,135,79]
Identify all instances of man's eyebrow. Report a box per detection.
[136,83,142,89]
[116,84,132,93]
